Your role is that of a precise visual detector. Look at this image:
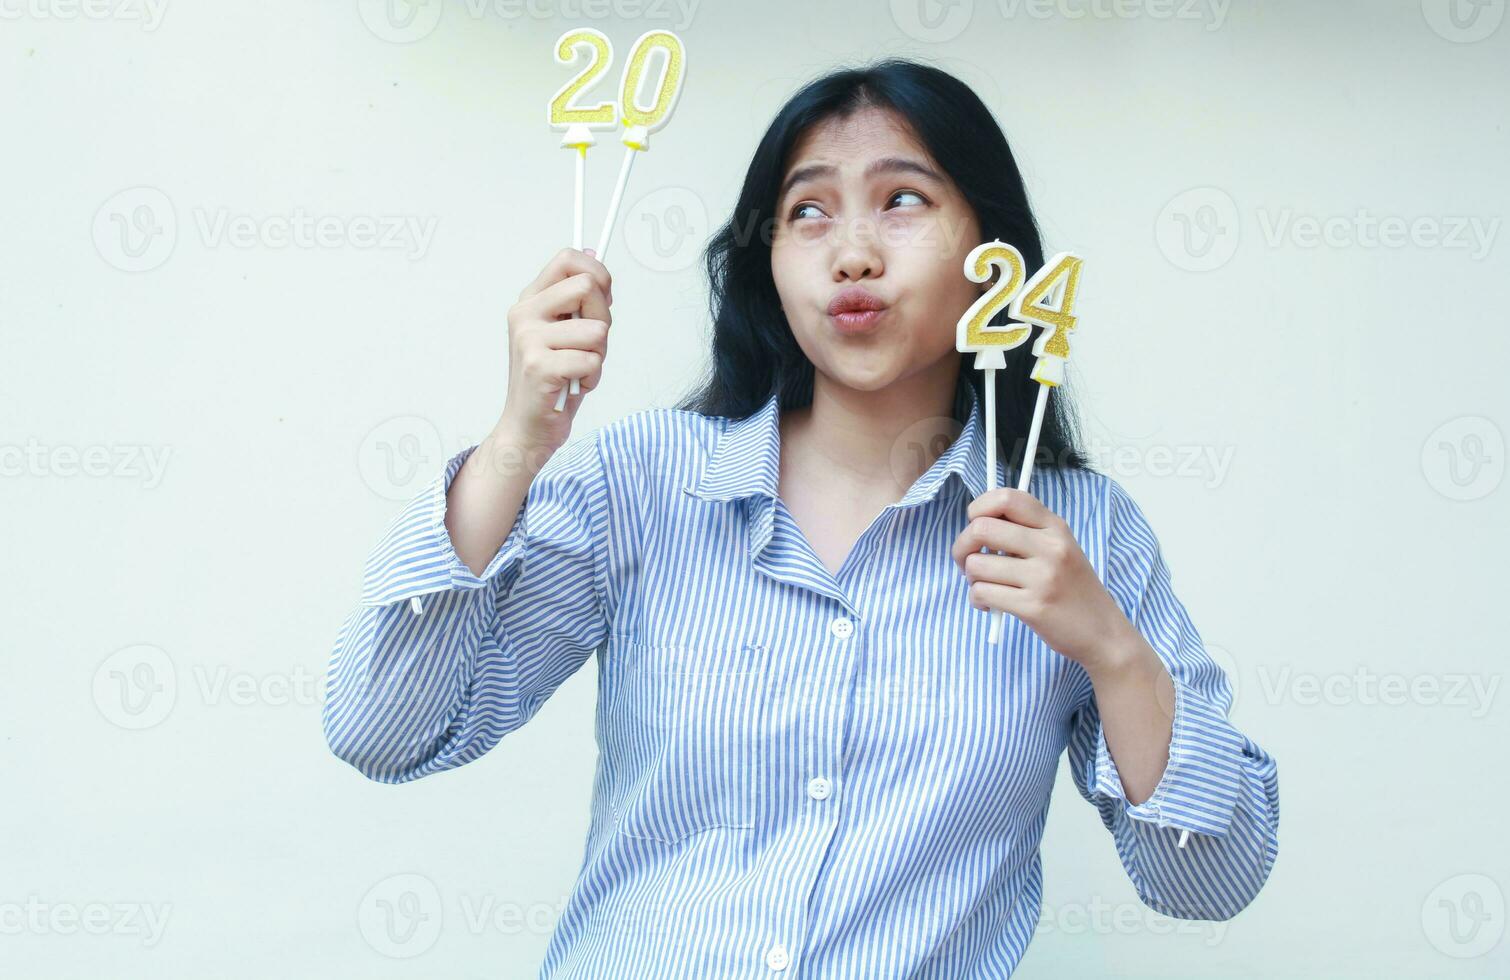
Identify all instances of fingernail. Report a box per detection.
[584,248,596,257]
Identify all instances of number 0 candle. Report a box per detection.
[547,29,687,412]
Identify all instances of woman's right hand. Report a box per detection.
[495,247,614,454]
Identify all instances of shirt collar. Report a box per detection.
[682,380,997,506]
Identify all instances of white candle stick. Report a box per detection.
[983,367,1005,643]
[554,144,588,409]
[553,142,590,413]
[989,382,1049,643]
[573,144,586,254]
[594,145,637,262]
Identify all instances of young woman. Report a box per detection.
[324,60,1279,977]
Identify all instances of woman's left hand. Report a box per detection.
[951,488,1138,674]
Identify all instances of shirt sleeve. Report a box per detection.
[321,429,613,783]
[1066,477,1280,921]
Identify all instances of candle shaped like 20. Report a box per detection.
[546,29,686,411]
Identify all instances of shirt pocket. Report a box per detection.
[607,635,769,844]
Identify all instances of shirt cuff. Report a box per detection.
[358,444,527,607]
[1089,674,1244,840]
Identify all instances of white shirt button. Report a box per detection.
[829,617,854,639]
[765,944,790,970]
[807,776,832,800]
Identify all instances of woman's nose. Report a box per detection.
[830,217,884,280]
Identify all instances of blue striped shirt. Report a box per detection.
[323,380,1280,978]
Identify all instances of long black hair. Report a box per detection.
[675,58,1087,472]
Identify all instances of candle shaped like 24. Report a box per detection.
[957,242,1085,644]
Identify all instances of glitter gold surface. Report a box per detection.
[1012,252,1083,360]
[956,240,1031,353]
[549,29,617,128]
[620,31,685,133]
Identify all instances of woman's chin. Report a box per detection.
[818,360,908,394]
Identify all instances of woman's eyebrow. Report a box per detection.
[865,156,944,185]
[779,156,944,200]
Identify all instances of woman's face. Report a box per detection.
[771,104,982,394]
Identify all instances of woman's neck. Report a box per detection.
[778,361,961,502]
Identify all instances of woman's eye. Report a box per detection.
[790,202,826,220]
[888,190,927,209]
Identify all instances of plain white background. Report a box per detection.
[3,0,1507,976]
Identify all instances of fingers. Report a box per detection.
[575,274,611,324]
[967,579,1026,615]
[962,550,1031,588]
[522,272,612,323]
[519,247,613,304]
[520,347,604,393]
[543,317,610,358]
[950,515,1034,570]
[966,487,1057,530]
